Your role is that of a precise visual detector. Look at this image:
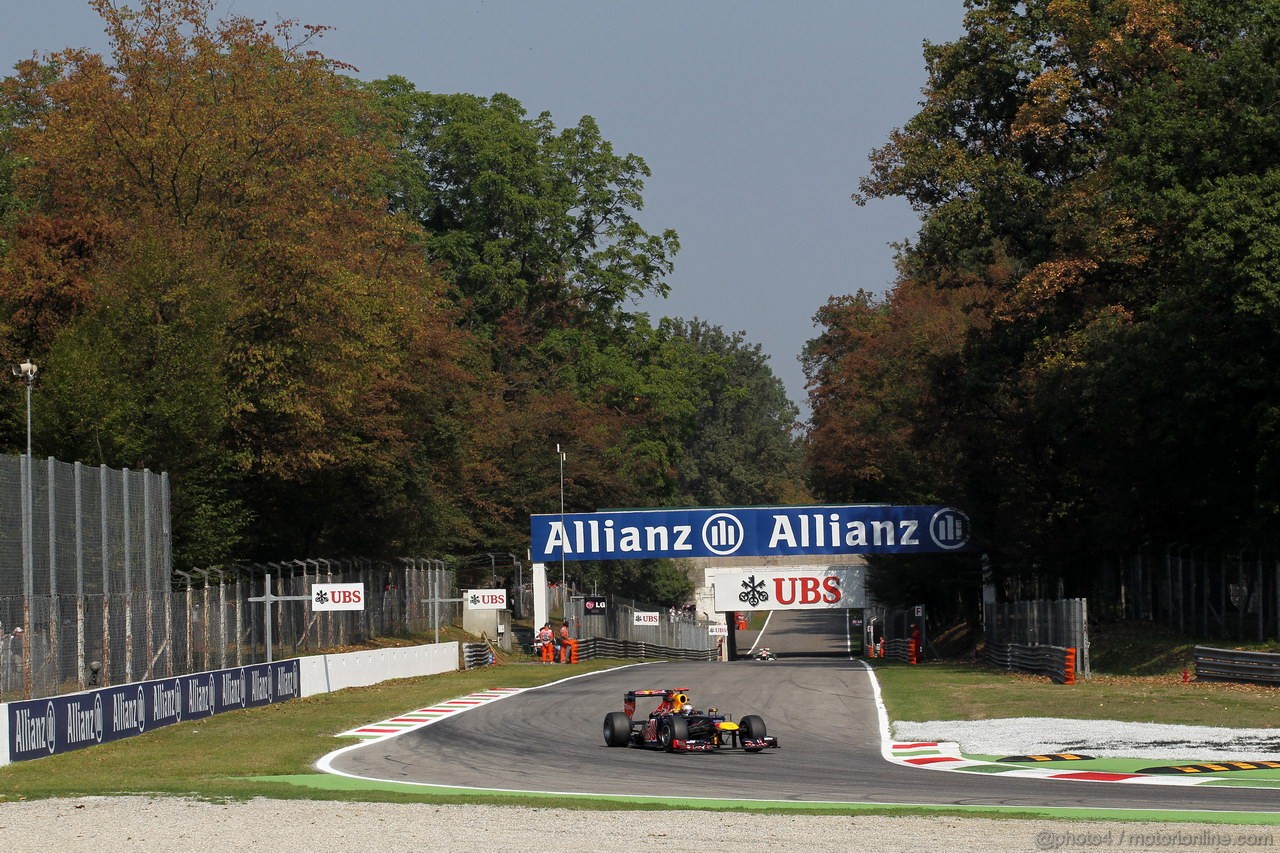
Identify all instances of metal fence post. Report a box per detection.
[74,461,85,690]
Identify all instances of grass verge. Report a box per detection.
[872,659,1280,727]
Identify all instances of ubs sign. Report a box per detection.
[711,567,866,611]
[531,504,970,562]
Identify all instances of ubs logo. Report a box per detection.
[701,513,744,556]
[930,507,970,551]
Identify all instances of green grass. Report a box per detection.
[0,660,628,805]
[1088,621,1279,677]
[873,659,1280,727]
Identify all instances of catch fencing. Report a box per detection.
[0,557,459,702]
[984,597,1090,679]
[0,455,170,700]
[1096,548,1280,643]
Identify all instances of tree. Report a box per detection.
[0,0,482,562]
[816,0,1280,600]
[370,78,679,333]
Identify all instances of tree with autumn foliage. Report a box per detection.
[0,0,483,564]
[810,0,1280,607]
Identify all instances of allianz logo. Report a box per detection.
[542,506,969,556]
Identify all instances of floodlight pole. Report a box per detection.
[11,359,36,697]
[557,444,566,601]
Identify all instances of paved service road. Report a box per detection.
[328,611,1280,813]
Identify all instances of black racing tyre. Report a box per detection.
[740,714,767,745]
[658,715,689,752]
[603,711,632,747]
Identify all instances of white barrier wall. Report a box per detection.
[299,642,459,697]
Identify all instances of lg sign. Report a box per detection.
[312,583,365,611]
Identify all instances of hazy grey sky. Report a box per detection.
[2,1,969,415]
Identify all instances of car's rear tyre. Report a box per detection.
[603,711,632,747]
[658,716,689,752]
[740,714,767,751]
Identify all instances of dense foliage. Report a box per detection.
[806,0,1280,608]
[0,0,805,603]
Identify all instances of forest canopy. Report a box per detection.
[806,0,1280,606]
[0,0,805,604]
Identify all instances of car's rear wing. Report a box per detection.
[624,688,691,718]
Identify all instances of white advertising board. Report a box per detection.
[711,567,864,612]
[464,589,508,610]
[312,583,365,611]
[633,611,660,626]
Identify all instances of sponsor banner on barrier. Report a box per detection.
[464,589,507,610]
[312,583,365,611]
[708,624,728,636]
[7,659,301,762]
[633,611,660,626]
[530,504,970,562]
[583,595,607,614]
[711,567,866,611]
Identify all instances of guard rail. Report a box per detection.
[462,642,494,670]
[982,642,1077,684]
[1194,646,1280,686]
[578,637,715,662]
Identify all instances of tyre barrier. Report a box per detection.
[982,642,1077,684]
[1194,646,1280,687]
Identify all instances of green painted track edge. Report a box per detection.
[253,774,1280,825]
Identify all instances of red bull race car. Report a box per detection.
[602,688,779,753]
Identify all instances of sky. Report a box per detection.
[1,0,970,417]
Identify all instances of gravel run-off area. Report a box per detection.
[0,797,1278,853]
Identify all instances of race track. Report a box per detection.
[326,611,1280,813]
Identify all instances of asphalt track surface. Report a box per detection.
[328,609,1280,813]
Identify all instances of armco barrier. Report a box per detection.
[1194,646,1280,686]
[462,642,493,670]
[579,637,716,662]
[3,641,460,765]
[982,642,1077,684]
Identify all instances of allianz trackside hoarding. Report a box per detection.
[7,659,300,762]
[530,504,970,562]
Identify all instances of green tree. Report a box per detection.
[370,78,679,333]
[818,0,1280,600]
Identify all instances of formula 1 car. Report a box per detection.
[602,688,779,753]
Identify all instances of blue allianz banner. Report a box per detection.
[530,504,970,562]
[7,659,300,762]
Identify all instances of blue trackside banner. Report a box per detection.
[530,504,971,563]
[7,659,301,762]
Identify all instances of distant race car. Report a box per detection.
[602,687,779,753]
